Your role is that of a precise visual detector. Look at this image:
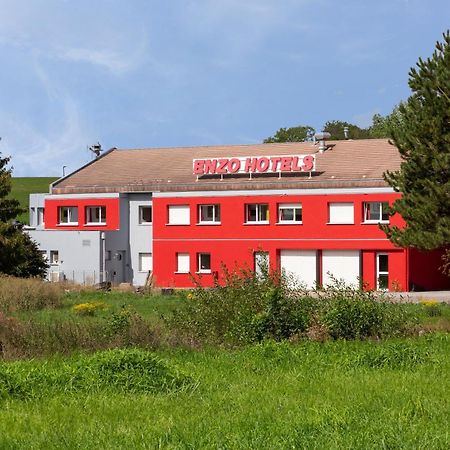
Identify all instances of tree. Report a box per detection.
[323,120,372,140]
[383,31,450,250]
[264,125,315,143]
[0,153,48,277]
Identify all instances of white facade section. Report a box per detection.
[176,253,190,273]
[168,205,190,224]
[280,250,317,289]
[29,193,46,229]
[322,250,360,287]
[128,194,153,285]
[328,203,354,224]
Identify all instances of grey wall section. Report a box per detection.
[128,193,153,286]
[28,229,102,284]
[105,194,132,284]
[29,193,46,228]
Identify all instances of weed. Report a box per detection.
[72,301,109,316]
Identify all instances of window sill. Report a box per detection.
[138,270,152,273]
[138,222,152,226]
[361,221,389,225]
[326,222,354,225]
[57,223,78,226]
[196,271,212,274]
[85,223,107,226]
[276,221,302,225]
[243,222,269,225]
[166,223,190,226]
[174,271,190,274]
[196,222,221,226]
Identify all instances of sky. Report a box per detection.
[1,0,449,176]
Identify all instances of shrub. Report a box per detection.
[420,299,442,317]
[170,264,314,346]
[0,276,62,313]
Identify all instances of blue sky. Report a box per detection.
[1,0,449,176]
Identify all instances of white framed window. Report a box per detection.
[198,204,220,223]
[139,206,152,224]
[176,253,190,273]
[30,207,36,226]
[198,253,211,273]
[58,206,78,225]
[278,203,302,223]
[139,253,153,272]
[168,205,190,225]
[86,206,106,224]
[245,204,269,223]
[363,202,389,223]
[328,202,354,224]
[254,251,269,277]
[377,253,389,290]
[49,250,59,264]
[37,207,45,225]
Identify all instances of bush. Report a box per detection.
[170,265,314,346]
[0,276,62,313]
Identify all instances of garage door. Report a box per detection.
[280,250,317,289]
[322,250,360,287]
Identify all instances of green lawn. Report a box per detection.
[9,177,58,223]
[0,334,449,449]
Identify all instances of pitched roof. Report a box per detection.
[52,139,401,194]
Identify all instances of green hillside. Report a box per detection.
[10,177,58,224]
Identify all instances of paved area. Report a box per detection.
[388,291,450,304]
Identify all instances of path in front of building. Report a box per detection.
[389,291,450,304]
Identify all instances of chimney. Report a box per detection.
[314,132,331,153]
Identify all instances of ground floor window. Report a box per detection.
[50,250,59,264]
[176,253,190,273]
[198,253,211,273]
[139,253,152,272]
[254,251,269,276]
[377,253,389,290]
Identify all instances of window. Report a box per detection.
[377,253,389,290]
[139,253,153,272]
[50,250,59,264]
[198,253,211,273]
[278,203,302,223]
[176,253,190,273]
[139,206,152,224]
[30,207,36,226]
[40,250,48,261]
[328,202,354,224]
[168,205,190,225]
[198,204,220,223]
[37,207,45,225]
[254,251,269,277]
[58,206,78,225]
[86,206,106,224]
[363,202,389,223]
[245,204,269,223]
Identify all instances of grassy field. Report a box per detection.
[9,177,58,223]
[0,286,449,449]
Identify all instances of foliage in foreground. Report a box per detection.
[170,267,416,346]
[0,348,194,401]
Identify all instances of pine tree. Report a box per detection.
[383,31,450,250]
[0,153,48,277]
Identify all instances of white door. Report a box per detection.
[254,251,269,277]
[322,250,360,287]
[280,250,317,289]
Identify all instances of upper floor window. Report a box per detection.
[245,203,269,223]
[168,205,190,225]
[328,202,354,224]
[139,205,152,224]
[278,203,302,223]
[58,206,78,225]
[86,206,106,225]
[37,207,45,225]
[363,202,389,223]
[198,204,221,224]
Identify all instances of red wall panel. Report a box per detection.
[409,248,450,291]
[44,198,120,231]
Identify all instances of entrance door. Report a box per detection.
[322,250,360,287]
[377,253,389,290]
[280,250,317,289]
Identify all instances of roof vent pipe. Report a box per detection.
[314,132,331,153]
[344,126,349,140]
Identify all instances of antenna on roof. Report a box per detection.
[88,142,103,158]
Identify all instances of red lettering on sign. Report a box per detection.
[280,156,293,172]
[228,158,241,173]
[193,159,205,175]
[204,159,218,174]
[270,157,281,172]
[301,155,314,171]
[256,157,270,172]
[291,156,302,171]
[245,157,257,172]
[217,159,229,174]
